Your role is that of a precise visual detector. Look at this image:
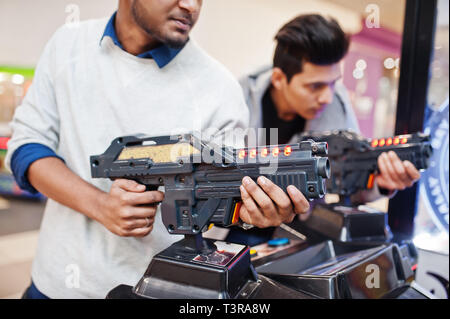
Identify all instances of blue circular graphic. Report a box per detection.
[420,100,449,233]
[268,237,290,247]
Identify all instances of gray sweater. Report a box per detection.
[6,18,249,298]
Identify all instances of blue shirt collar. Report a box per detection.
[100,12,183,68]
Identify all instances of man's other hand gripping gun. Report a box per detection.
[90,134,330,235]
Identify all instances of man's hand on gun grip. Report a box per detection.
[376,151,421,194]
[239,176,310,228]
[97,179,164,237]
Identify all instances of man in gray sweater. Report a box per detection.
[226,14,421,245]
[6,0,309,298]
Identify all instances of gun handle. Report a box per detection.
[210,199,242,227]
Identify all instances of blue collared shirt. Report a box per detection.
[11,12,183,193]
[101,12,183,68]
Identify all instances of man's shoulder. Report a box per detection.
[239,65,273,83]
[48,17,109,52]
[178,40,239,85]
[58,17,108,36]
[238,66,273,104]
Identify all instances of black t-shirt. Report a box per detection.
[261,87,305,145]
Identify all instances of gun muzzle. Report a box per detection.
[419,143,433,169]
[318,157,330,179]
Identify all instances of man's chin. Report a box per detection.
[308,108,325,120]
[164,34,189,49]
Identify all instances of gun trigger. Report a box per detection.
[232,202,242,224]
[367,173,375,189]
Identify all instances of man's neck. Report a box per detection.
[269,86,297,122]
[115,5,161,55]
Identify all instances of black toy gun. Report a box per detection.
[298,130,432,197]
[90,134,330,235]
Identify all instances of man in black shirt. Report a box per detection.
[228,14,421,245]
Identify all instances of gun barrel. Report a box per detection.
[369,133,432,170]
[318,157,330,179]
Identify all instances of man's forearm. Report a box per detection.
[350,188,381,205]
[350,184,396,205]
[27,157,107,222]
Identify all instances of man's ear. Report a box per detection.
[271,68,287,90]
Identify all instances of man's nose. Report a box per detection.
[178,0,201,13]
[318,86,334,105]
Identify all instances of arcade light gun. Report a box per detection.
[299,130,432,199]
[296,130,433,243]
[90,133,330,299]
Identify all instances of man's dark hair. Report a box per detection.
[273,14,350,82]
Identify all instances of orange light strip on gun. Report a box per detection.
[272,147,280,157]
[367,173,375,189]
[393,137,400,145]
[386,138,393,146]
[261,148,269,158]
[371,139,379,147]
[231,202,242,224]
[371,136,408,148]
[284,146,292,156]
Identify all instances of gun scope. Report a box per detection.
[312,142,328,156]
